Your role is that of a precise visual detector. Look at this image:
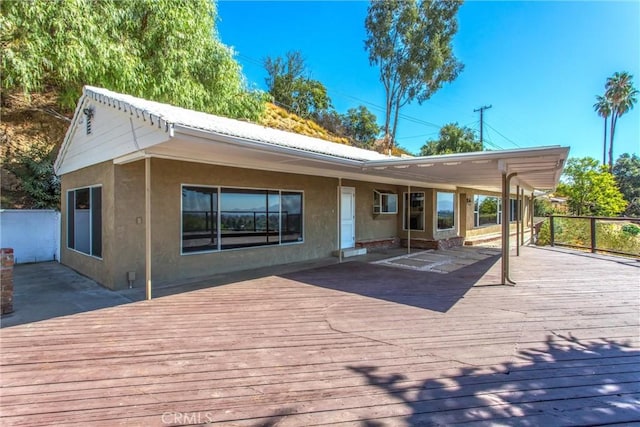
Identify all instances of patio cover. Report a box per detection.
[57,87,570,297]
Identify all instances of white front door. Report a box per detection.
[340,187,356,249]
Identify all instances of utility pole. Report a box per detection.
[474,105,492,149]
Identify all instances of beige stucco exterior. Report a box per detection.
[61,159,534,290]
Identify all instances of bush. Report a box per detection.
[536,219,550,246]
[622,223,640,236]
[536,217,640,256]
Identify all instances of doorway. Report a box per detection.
[340,187,355,249]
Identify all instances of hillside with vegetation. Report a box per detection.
[261,103,350,145]
[1,0,394,210]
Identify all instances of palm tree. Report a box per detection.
[605,72,639,171]
[593,95,611,166]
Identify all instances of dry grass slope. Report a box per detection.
[259,103,350,145]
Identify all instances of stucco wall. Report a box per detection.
[60,161,115,288]
[343,180,399,243]
[0,210,60,263]
[146,159,339,287]
[62,158,537,290]
[396,187,435,240]
[113,162,146,288]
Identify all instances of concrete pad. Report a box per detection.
[0,262,132,328]
[372,246,503,274]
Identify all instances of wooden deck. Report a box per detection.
[1,246,639,426]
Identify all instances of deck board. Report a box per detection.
[1,246,639,426]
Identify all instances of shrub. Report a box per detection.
[622,223,640,236]
[536,219,550,246]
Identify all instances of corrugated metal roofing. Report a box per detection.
[84,86,389,162]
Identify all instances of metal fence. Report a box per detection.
[548,215,640,257]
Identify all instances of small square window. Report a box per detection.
[373,190,398,214]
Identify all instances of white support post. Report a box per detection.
[407,185,411,254]
[520,188,525,246]
[516,185,520,256]
[530,192,535,244]
[337,178,342,263]
[145,156,152,300]
[501,172,517,285]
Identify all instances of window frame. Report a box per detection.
[180,184,304,255]
[402,191,425,231]
[474,194,502,228]
[435,191,456,231]
[373,190,398,215]
[66,185,103,259]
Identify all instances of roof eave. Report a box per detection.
[172,124,368,168]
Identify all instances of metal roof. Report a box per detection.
[57,86,569,193]
[83,86,388,162]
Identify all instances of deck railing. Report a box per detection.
[548,215,640,257]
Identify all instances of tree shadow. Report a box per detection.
[283,249,501,313]
[348,334,640,425]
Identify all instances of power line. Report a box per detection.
[234,52,444,131]
[484,122,523,148]
[473,105,492,149]
[482,126,504,150]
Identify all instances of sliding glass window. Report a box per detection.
[474,195,502,227]
[182,186,218,253]
[182,186,303,253]
[281,192,303,243]
[220,189,280,250]
[67,186,102,257]
[403,192,425,231]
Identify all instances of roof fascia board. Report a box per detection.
[54,91,89,174]
[143,151,457,190]
[363,146,569,169]
[113,151,148,165]
[172,125,366,168]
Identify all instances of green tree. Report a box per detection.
[419,123,481,156]
[364,0,463,150]
[556,157,626,216]
[313,109,346,137]
[604,72,638,171]
[264,51,331,118]
[592,95,611,165]
[613,153,640,216]
[342,106,381,149]
[1,0,265,120]
[4,141,60,209]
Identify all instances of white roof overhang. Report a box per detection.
[113,124,568,193]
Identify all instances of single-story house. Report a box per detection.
[55,86,569,296]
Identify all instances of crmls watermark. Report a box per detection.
[162,411,215,425]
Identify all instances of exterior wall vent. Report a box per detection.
[83,107,95,135]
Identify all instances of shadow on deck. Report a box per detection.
[283,248,501,313]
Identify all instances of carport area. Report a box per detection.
[1,246,639,426]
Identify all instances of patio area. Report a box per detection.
[1,246,639,426]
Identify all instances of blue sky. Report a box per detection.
[217,1,639,161]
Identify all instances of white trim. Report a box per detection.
[435,191,456,232]
[340,186,356,249]
[402,191,426,232]
[66,184,103,260]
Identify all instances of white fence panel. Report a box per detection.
[0,210,60,264]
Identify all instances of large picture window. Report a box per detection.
[474,195,502,227]
[181,186,303,253]
[436,192,455,230]
[403,192,425,231]
[67,186,102,257]
[182,186,217,253]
